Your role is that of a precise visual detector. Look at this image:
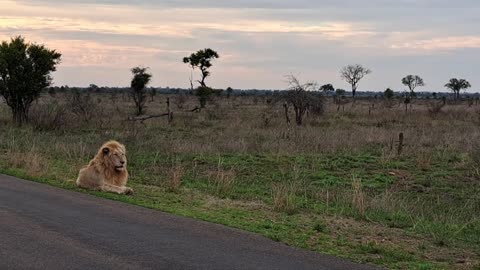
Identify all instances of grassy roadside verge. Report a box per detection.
[1,148,478,270]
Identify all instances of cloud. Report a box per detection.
[1,0,479,90]
[391,36,480,51]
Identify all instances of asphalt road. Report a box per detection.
[0,174,380,270]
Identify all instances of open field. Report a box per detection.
[1,92,479,269]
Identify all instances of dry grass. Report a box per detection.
[272,182,298,214]
[207,159,236,197]
[7,146,47,176]
[351,175,366,217]
[167,165,184,193]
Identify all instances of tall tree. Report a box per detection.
[340,64,371,98]
[0,36,61,125]
[401,75,424,97]
[183,48,219,88]
[445,78,471,100]
[130,66,152,116]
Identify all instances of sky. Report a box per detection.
[0,0,478,92]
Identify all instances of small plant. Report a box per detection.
[427,101,445,118]
[313,221,328,233]
[174,94,187,109]
[416,152,432,171]
[208,159,236,197]
[352,175,366,217]
[167,165,184,193]
[272,182,297,214]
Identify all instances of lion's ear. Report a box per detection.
[102,147,110,154]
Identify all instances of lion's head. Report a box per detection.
[97,141,127,173]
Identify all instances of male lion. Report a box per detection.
[76,140,134,195]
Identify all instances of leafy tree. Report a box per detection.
[401,75,424,97]
[445,78,471,100]
[88,84,99,93]
[183,48,219,88]
[183,48,219,107]
[130,66,152,115]
[196,86,214,108]
[384,88,394,99]
[335,89,346,97]
[285,75,324,126]
[320,84,335,93]
[340,64,371,98]
[226,87,233,98]
[0,36,61,125]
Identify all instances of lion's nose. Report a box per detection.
[120,161,125,164]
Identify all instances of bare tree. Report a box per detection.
[401,75,424,97]
[340,64,371,98]
[284,75,324,126]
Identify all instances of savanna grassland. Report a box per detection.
[0,91,479,269]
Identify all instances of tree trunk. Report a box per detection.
[283,102,290,125]
[294,106,303,126]
[11,104,29,126]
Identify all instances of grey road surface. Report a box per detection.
[0,174,380,270]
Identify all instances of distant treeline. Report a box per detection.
[45,85,480,99]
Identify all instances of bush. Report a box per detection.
[29,101,68,131]
[67,91,96,123]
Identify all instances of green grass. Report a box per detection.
[1,145,477,269]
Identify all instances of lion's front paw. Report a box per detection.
[124,187,134,195]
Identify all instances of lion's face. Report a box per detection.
[102,143,127,172]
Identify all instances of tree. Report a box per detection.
[196,86,214,108]
[320,84,335,93]
[384,88,394,99]
[0,36,61,125]
[226,87,233,98]
[88,84,99,93]
[445,78,471,100]
[130,66,152,116]
[340,64,371,98]
[284,75,324,126]
[183,48,219,88]
[401,75,424,97]
[335,89,346,97]
[149,87,156,101]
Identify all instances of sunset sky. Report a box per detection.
[0,0,478,91]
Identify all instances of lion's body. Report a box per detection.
[76,141,133,195]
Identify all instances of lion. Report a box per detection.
[76,140,134,195]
